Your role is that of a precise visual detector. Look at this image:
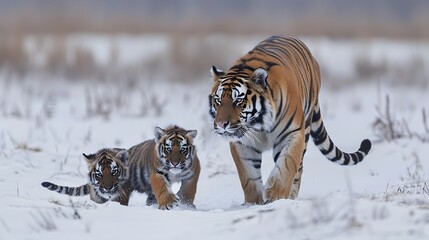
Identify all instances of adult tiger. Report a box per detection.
[126,125,200,210]
[41,148,130,205]
[209,35,371,204]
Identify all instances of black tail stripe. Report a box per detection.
[312,109,321,122]
[311,122,325,139]
[313,130,327,145]
[350,153,359,164]
[320,139,334,155]
[355,151,364,161]
[330,149,343,162]
[305,117,312,129]
[342,153,350,165]
[306,81,314,115]
[42,182,57,190]
[65,187,74,196]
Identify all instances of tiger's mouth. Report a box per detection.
[168,167,183,174]
[98,185,119,195]
[95,187,119,200]
[215,126,246,139]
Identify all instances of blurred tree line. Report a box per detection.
[0,0,428,38]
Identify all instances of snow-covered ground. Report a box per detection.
[1,37,429,240]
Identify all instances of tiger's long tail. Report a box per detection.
[41,182,90,196]
[310,104,371,165]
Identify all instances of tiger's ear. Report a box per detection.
[187,145,195,158]
[82,153,96,163]
[154,126,166,143]
[115,149,129,165]
[186,130,198,139]
[251,68,268,88]
[210,66,225,81]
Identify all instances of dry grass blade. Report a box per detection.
[373,94,429,143]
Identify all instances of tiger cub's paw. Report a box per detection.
[158,194,179,210]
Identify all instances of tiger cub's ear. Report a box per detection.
[82,153,96,163]
[210,66,225,81]
[115,149,129,165]
[251,68,268,88]
[154,126,166,143]
[186,130,198,139]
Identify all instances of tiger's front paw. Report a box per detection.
[264,180,289,203]
[264,188,281,204]
[158,194,179,210]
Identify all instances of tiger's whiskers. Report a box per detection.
[240,125,262,145]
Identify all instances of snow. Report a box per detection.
[1,37,429,240]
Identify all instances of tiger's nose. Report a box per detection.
[217,121,229,129]
[171,161,179,167]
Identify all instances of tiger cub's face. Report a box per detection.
[83,148,128,199]
[155,126,197,171]
[209,66,272,139]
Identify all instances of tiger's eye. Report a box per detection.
[165,146,171,153]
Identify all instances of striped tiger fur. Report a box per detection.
[125,125,200,210]
[209,35,372,204]
[41,148,129,205]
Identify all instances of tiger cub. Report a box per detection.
[126,125,201,210]
[41,148,130,205]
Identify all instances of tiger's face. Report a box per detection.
[155,126,197,172]
[83,148,128,199]
[209,66,273,139]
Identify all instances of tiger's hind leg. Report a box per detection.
[289,119,311,199]
[146,191,157,206]
[289,159,304,199]
[230,142,264,204]
[265,126,305,202]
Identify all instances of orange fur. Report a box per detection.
[209,36,371,204]
[127,125,201,209]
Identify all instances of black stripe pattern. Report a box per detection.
[310,105,371,165]
[41,182,89,196]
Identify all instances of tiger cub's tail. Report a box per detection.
[41,182,90,196]
[310,103,371,165]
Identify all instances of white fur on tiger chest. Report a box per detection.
[167,168,193,183]
[238,130,272,151]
